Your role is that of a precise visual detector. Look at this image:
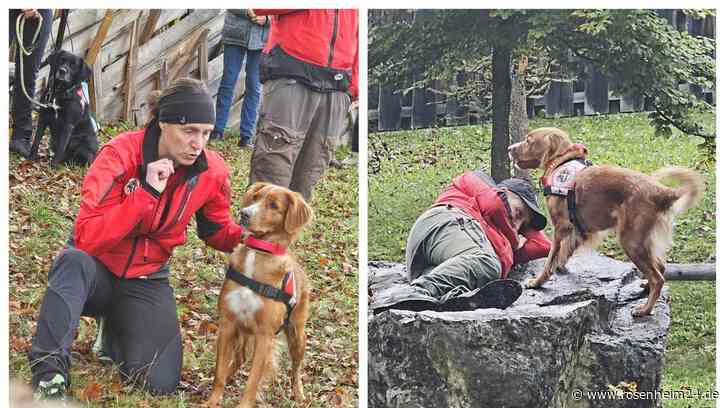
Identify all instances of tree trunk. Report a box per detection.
[491,44,513,183]
[510,56,531,181]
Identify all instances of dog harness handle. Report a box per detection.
[244,236,287,256]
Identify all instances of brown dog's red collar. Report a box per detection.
[244,235,287,256]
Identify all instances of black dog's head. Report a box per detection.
[45,50,91,87]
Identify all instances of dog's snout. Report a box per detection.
[240,203,260,227]
[240,210,251,226]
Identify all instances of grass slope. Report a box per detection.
[368,113,715,407]
[9,125,359,407]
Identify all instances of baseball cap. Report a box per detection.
[497,178,547,231]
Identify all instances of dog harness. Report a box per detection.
[225,236,297,330]
[540,144,592,234]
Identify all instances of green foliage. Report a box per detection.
[369,9,716,142]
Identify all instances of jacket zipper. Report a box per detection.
[159,184,193,234]
[121,236,140,279]
[327,10,339,67]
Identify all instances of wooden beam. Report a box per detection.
[167,27,210,81]
[85,9,115,65]
[123,19,139,122]
[140,10,162,45]
[663,263,715,281]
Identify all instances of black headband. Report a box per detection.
[157,88,215,125]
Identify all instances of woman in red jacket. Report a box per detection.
[373,171,551,313]
[28,78,242,400]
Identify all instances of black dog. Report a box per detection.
[29,50,98,168]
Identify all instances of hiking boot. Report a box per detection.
[209,130,224,142]
[439,279,523,312]
[238,138,254,150]
[340,152,358,167]
[371,284,440,314]
[10,130,31,158]
[34,373,67,401]
[92,317,114,365]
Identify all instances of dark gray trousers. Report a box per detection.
[405,206,502,302]
[28,248,182,395]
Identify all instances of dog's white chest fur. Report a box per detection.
[225,250,262,322]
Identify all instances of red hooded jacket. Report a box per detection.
[433,171,551,278]
[73,128,243,279]
[253,9,358,98]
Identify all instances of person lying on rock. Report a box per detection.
[372,171,551,313]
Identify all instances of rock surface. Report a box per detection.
[368,253,670,408]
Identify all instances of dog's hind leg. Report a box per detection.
[527,225,581,288]
[207,321,242,408]
[285,290,309,402]
[620,235,666,317]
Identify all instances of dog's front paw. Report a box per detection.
[525,278,540,289]
[292,380,305,402]
[631,305,652,317]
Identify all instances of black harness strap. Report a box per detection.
[225,265,296,331]
[566,189,587,234]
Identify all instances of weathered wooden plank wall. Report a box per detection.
[25,9,249,128]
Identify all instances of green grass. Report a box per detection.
[368,113,715,407]
[9,125,359,407]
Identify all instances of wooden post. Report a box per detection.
[92,62,104,123]
[123,19,139,122]
[197,29,209,83]
[158,59,168,90]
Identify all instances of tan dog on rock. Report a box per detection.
[207,182,313,408]
[508,127,704,317]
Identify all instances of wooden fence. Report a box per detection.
[369,10,716,132]
[19,9,249,129]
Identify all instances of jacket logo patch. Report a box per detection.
[124,178,140,195]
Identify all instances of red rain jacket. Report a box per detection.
[433,172,551,278]
[73,128,243,279]
[253,9,359,98]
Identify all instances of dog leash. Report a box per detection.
[15,13,60,112]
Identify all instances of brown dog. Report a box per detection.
[508,127,704,317]
[206,182,313,408]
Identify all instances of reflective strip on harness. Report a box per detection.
[542,159,588,196]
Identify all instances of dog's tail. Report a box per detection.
[652,166,705,214]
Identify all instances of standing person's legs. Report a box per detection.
[28,248,116,388]
[239,48,262,145]
[11,9,52,157]
[407,207,502,301]
[105,277,182,395]
[288,90,350,201]
[249,79,319,189]
[213,44,244,138]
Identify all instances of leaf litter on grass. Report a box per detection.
[9,125,359,407]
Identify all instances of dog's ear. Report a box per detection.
[40,50,60,69]
[284,192,313,234]
[543,129,569,164]
[77,60,92,83]
[242,182,271,207]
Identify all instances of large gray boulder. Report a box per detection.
[368,253,670,408]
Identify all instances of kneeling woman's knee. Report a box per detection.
[49,247,96,281]
[120,334,182,395]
